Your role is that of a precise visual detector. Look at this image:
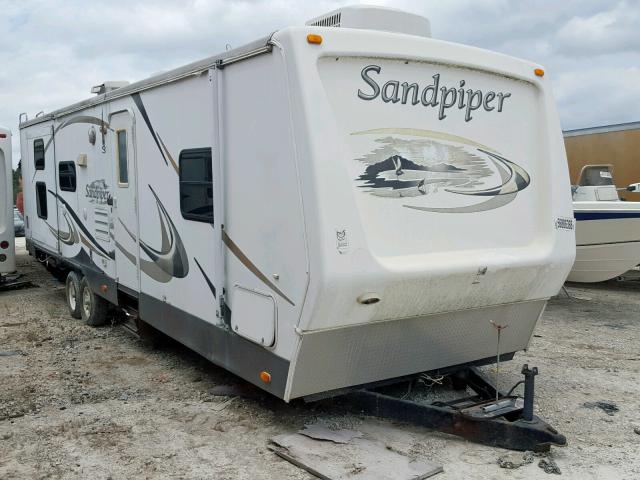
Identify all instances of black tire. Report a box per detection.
[450,372,468,391]
[65,271,83,319]
[79,277,109,327]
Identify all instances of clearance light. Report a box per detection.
[534,68,545,77]
[0,241,8,249]
[307,34,323,45]
[260,371,272,383]
[100,284,108,293]
[0,133,6,138]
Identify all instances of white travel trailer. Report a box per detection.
[20,6,575,401]
[0,127,16,276]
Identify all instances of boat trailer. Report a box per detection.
[343,364,566,452]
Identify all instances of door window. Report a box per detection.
[34,139,45,170]
[59,161,76,192]
[117,130,129,185]
[36,182,48,219]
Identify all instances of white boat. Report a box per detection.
[569,165,640,282]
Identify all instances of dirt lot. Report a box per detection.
[1,239,639,479]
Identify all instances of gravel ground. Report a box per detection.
[1,239,639,479]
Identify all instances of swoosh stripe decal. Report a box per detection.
[157,133,179,175]
[405,192,517,214]
[48,190,112,259]
[45,115,111,152]
[444,149,530,197]
[131,93,168,167]
[194,257,216,299]
[222,229,295,306]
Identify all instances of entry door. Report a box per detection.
[27,131,59,253]
[110,111,139,292]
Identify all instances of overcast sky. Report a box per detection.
[2,0,639,166]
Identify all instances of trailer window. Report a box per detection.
[179,148,213,223]
[34,139,45,170]
[59,161,76,192]
[117,130,129,185]
[36,182,48,219]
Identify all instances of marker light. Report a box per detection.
[534,68,545,77]
[0,254,6,262]
[307,34,323,45]
[0,241,8,249]
[0,133,6,138]
[260,371,272,383]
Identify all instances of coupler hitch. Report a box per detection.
[346,364,566,452]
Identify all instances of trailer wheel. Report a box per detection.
[65,271,83,319]
[79,278,109,327]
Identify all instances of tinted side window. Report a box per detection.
[36,182,48,219]
[117,130,128,185]
[34,139,45,170]
[179,148,213,223]
[579,166,614,187]
[59,161,76,192]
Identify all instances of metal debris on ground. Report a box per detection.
[210,396,237,412]
[270,424,443,480]
[497,450,534,469]
[583,401,619,416]
[208,384,263,400]
[538,457,561,475]
[0,350,26,357]
[299,423,363,444]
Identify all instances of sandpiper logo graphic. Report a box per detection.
[352,128,531,213]
[85,179,112,205]
[357,65,512,122]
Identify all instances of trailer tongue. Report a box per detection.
[343,364,566,452]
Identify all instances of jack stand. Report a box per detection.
[490,320,508,401]
[344,364,566,452]
[522,364,538,422]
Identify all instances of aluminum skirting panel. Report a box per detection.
[286,300,546,400]
[139,293,290,399]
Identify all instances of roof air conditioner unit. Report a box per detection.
[306,5,431,38]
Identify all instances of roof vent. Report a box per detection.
[306,5,430,38]
[91,81,130,95]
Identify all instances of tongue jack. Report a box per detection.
[490,320,508,401]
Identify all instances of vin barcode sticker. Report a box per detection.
[555,217,575,230]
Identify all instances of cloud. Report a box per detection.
[556,1,640,56]
[2,0,640,167]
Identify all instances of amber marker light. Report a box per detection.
[100,284,108,293]
[307,34,323,45]
[534,68,545,77]
[260,371,272,383]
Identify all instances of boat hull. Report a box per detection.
[569,202,640,282]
